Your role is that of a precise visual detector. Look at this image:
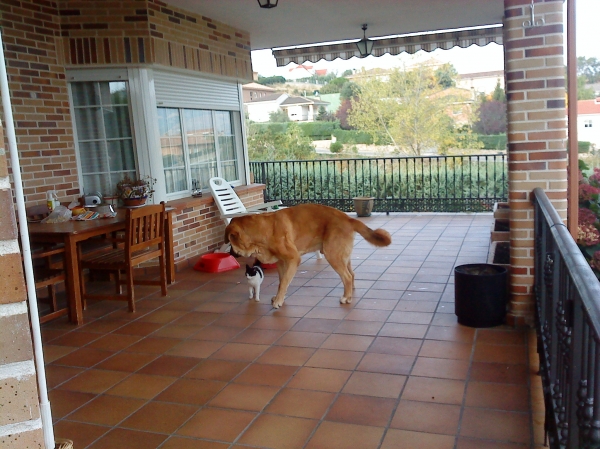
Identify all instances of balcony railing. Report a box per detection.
[533,188,600,449]
[250,154,507,213]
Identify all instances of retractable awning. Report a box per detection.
[273,25,502,67]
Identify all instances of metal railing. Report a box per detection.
[250,154,507,213]
[533,187,600,449]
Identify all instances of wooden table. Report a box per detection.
[28,208,175,325]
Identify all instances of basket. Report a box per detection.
[56,439,74,449]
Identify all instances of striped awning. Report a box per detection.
[273,25,503,67]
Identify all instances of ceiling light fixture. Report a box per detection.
[257,0,278,8]
[356,24,374,58]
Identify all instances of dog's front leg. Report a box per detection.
[272,256,300,309]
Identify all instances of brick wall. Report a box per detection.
[0,0,252,208]
[504,0,567,326]
[60,0,252,79]
[0,0,77,206]
[0,121,45,447]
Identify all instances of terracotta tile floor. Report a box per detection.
[42,213,545,449]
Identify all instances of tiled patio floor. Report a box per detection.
[41,213,545,449]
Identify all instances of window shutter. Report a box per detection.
[153,71,241,111]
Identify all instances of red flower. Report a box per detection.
[579,183,600,202]
[579,207,598,225]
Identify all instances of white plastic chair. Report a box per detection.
[209,177,323,259]
[209,177,282,223]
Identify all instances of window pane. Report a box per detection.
[71,83,100,107]
[158,107,240,196]
[71,81,135,196]
[158,108,187,194]
[104,106,132,139]
[79,141,108,174]
[82,173,111,196]
[74,107,103,140]
[107,140,135,171]
[184,109,216,189]
[191,162,217,190]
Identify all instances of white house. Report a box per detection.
[578,98,600,148]
[280,96,329,122]
[457,70,505,96]
[245,93,329,123]
[245,93,289,122]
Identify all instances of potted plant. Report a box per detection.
[116,174,156,207]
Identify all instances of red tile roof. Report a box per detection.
[578,98,600,115]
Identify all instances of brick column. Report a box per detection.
[504,0,568,326]
[0,120,45,446]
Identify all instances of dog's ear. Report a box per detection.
[228,231,239,244]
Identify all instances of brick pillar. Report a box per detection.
[504,0,568,326]
[0,120,45,446]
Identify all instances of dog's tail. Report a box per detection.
[351,220,392,247]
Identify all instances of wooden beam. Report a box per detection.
[567,0,578,239]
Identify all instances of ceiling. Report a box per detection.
[164,0,505,51]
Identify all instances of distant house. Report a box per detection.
[280,96,329,122]
[244,93,329,123]
[578,98,600,148]
[457,70,505,96]
[242,82,278,102]
[245,93,289,123]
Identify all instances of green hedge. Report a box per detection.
[332,129,374,144]
[250,121,340,139]
[477,134,507,150]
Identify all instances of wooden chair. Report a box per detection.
[20,205,69,323]
[80,202,167,312]
[31,245,69,323]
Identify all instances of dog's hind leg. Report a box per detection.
[325,254,354,304]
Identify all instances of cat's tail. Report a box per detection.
[351,219,392,247]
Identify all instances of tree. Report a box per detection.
[434,63,458,88]
[340,82,360,100]
[318,76,348,94]
[347,64,459,155]
[491,80,506,102]
[578,56,600,84]
[247,122,315,161]
[578,75,596,100]
[473,101,507,135]
[336,99,354,130]
[316,106,335,122]
[257,75,286,85]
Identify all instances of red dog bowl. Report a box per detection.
[261,263,277,269]
[194,253,240,273]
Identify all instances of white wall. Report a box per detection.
[578,113,600,147]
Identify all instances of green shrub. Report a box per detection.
[477,134,507,150]
[579,141,591,153]
[299,121,340,139]
[332,129,374,144]
[330,141,343,153]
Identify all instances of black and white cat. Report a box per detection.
[245,262,264,302]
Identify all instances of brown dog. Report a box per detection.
[224,203,392,308]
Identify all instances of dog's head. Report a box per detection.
[224,219,260,258]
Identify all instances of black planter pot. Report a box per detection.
[454,263,508,328]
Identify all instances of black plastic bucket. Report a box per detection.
[454,263,508,328]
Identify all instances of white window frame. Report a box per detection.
[67,68,138,198]
[67,67,249,204]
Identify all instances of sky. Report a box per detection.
[251,0,600,78]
